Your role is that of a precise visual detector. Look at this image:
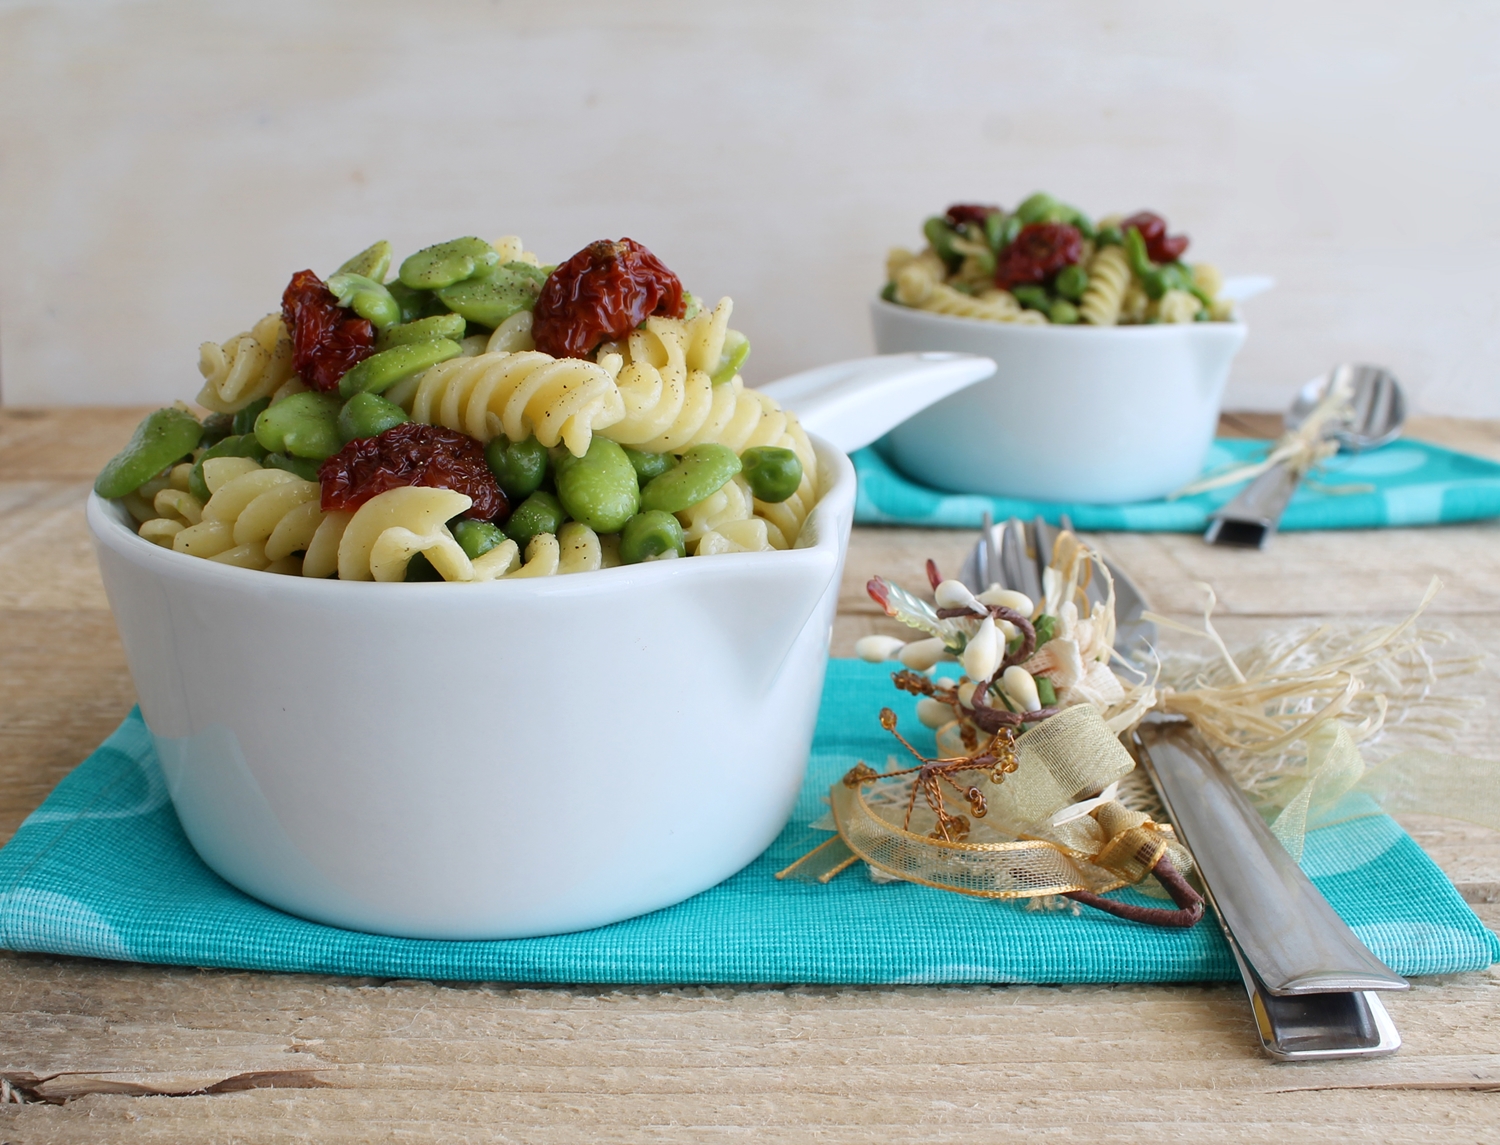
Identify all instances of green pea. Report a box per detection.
[338,392,410,443]
[619,510,686,563]
[378,313,467,350]
[621,446,672,485]
[95,407,204,499]
[404,552,443,581]
[485,435,549,499]
[254,392,343,461]
[555,437,640,533]
[1049,299,1080,325]
[337,339,462,398]
[200,412,235,447]
[398,237,500,290]
[1033,613,1058,646]
[504,490,566,547]
[1011,285,1051,312]
[327,273,401,329]
[880,281,897,303]
[1054,264,1090,301]
[188,433,269,502]
[639,443,741,515]
[451,519,506,560]
[436,262,546,328]
[1035,676,1058,708]
[710,331,750,385]
[336,240,393,282]
[263,452,323,482]
[922,216,962,270]
[232,396,272,437]
[387,280,449,323]
[1096,226,1124,247]
[740,446,803,504]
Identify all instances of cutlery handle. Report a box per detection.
[1204,459,1301,548]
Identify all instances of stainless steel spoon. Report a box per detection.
[1205,364,1407,549]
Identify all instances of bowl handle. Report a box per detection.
[755,352,995,454]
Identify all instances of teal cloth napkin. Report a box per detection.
[854,438,1500,531]
[1,660,1494,982]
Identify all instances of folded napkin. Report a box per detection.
[1,661,1494,983]
[854,438,1500,531]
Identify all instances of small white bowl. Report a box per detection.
[88,437,856,941]
[871,298,1247,503]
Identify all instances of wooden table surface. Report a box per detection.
[2,408,1498,1143]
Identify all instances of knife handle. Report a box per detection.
[1204,460,1300,548]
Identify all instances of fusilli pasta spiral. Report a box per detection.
[1155,289,1203,324]
[1078,245,1131,327]
[161,459,327,574]
[196,314,297,414]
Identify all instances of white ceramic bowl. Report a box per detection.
[871,298,1247,503]
[87,437,856,940]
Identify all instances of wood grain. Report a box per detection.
[1,408,1498,1142]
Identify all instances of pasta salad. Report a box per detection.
[96,235,819,582]
[883,194,1235,327]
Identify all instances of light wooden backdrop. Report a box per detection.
[2,0,1497,414]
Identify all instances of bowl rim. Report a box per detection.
[87,433,856,597]
[870,295,1247,338]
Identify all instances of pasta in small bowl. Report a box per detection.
[873,195,1249,503]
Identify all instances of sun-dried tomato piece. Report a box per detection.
[944,203,1001,227]
[532,238,684,360]
[1121,212,1190,263]
[318,423,508,521]
[994,223,1084,290]
[282,270,376,393]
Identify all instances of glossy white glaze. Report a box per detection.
[87,438,855,940]
[871,299,1247,503]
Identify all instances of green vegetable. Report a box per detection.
[1035,676,1058,707]
[621,446,672,485]
[1054,264,1090,302]
[335,240,393,282]
[1032,613,1057,646]
[398,237,500,290]
[504,490,566,547]
[554,437,640,533]
[338,392,409,443]
[485,435,550,499]
[639,443,741,515]
[1096,226,1124,247]
[253,393,343,461]
[188,433,269,501]
[682,292,703,321]
[996,214,1022,251]
[1124,227,1167,300]
[387,280,449,323]
[94,407,204,499]
[710,331,750,385]
[739,446,802,504]
[619,510,686,564]
[200,412,235,447]
[436,262,546,328]
[232,397,272,438]
[327,272,401,329]
[451,519,506,560]
[1049,299,1080,325]
[404,552,443,581]
[1012,285,1051,312]
[377,313,467,350]
[984,211,1008,253]
[1015,192,1093,236]
[337,339,462,398]
[880,281,897,303]
[922,216,962,270]
[263,452,322,482]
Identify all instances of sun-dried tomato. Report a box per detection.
[531,238,684,360]
[282,270,376,393]
[1121,212,1190,263]
[994,223,1084,290]
[944,203,1001,227]
[318,423,508,521]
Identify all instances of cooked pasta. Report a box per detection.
[1155,289,1203,324]
[196,314,296,414]
[1077,245,1130,327]
[158,459,328,574]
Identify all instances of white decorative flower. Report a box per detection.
[961,616,1002,682]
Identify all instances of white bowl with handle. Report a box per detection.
[871,299,1249,503]
[86,352,993,940]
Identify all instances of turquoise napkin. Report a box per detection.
[854,438,1500,531]
[1,660,1494,983]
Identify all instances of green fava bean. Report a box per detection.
[922,216,961,269]
[1015,192,1063,225]
[555,438,640,533]
[984,211,1008,253]
[1054,264,1090,301]
[327,273,401,329]
[232,396,271,437]
[620,510,685,564]
[451,519,506,560]
[740,446,803,504]
[336,240,393,282]
[188,433,268,501]
[1012,285,1050,312]
[263,452,322,482]
[95,407,204,499]
[485,435,549,499]
[337,338,462,398]
[709,331,750,385]
[437,262,547,328]
[378,313,467,350]
[404,552,443,581]
[640,443,741,515]
[622,446,672,485]
[399,237,500,290]
[1096,225,1124,247]
[1049,299,1080,325]
[338,392,410,443]
[505,490,566,547]
[254,392,343,461]
[200,412,234,446]
[386,280,449,323]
